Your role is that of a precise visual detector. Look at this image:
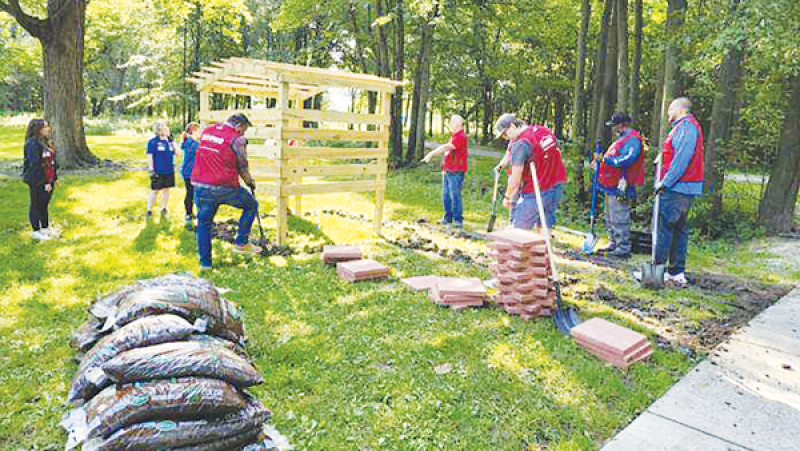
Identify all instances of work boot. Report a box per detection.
[607,248,631,259]
[233,242,263,255]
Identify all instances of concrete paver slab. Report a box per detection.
[601,411,751,451]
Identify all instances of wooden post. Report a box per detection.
[293,95,304,215]
[376,91,391,235]
[276,81,290,245]
[200,92,210,124]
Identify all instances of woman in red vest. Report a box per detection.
[595,112,645,259]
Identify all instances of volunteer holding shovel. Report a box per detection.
[421,114,469,229]
[594,112,645,259]
[493,113,567,233]
[636,98,704,287]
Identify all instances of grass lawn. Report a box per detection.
[0,125,796,450]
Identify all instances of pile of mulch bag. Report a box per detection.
[61,274,289,451]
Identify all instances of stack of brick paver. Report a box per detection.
[487,229,554,320]
[570,318,653,369]
[428,277,486,311]
[337,259,390,282]
[323,245,362,265]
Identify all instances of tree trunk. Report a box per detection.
[704,0,744,219]
[589,0,613,148]
[406,39,425,165]
[630,0,643,122]
[374,0,391,78]
[650,52,666,151]
[616,0,629,112]
[596,0,617,148]
[571,0,591,143]
[413,20,435,161]
[481,80,493,144]
[758,75,800,234]
[657,0,687,149]
[390,0,405,166]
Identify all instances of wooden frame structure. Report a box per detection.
[187,57,402,244]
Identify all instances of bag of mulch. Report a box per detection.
[83,396,271,451]
[100,286,245,345]
[72,318,106,354]
[167,427,262,451]
[186,333,249,359]
[68,315,206,404]
[62,377,247,450]
[102,341,263,388]
[90,274,218,321]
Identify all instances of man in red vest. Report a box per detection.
[647,97,705,286]
[421,114,469,229]
[494,113,567,231]
[191,114,261,270]
[595,112,645,259]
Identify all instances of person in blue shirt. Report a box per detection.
[594,112,646,258]
[146,122,180,218]
[180,123,201,229]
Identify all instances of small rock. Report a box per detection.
[782,364,793,371]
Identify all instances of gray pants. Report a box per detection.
[605,194,631,254]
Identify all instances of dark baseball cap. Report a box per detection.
[605,112,632,126]
[494,113,516,139]
[228,113,253,127]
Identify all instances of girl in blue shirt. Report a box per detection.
[146,122,179,218]
[180,123,201,228]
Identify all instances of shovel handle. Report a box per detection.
[529,160,559,283]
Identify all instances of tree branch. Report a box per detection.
[0,0,46,38]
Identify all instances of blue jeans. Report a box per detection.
[442,172,465,224]
[655,191,695,275]
[194,185,258,267]
[511,184,565,230]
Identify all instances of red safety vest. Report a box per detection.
[516,125,567,193]
[191,123,242,188]
[661,114,705,183]
[598,129,645,189]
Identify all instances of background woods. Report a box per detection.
[1,0,798,234]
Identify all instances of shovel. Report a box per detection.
[583,143,603,254]
[529,161,581,334]
[640,155,666,289]
[487,168,502,232]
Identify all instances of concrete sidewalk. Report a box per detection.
[601,288,800,451]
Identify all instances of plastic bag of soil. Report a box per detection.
[186,333,249,359]
[168,427,262,451]
[90,275,218,321]
[102,341,263,388]
[62,377,247,449]
[83,396,271,451]
[100,286,245,345]
[68,315,205,404]
[72,318,106,354]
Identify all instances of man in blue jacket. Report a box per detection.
[651,97,705,287]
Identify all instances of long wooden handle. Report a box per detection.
[529,161,559,283]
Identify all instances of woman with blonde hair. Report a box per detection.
[22,118,59,240]
[146,122,179,218]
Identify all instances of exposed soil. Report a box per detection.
[210,218,293,257]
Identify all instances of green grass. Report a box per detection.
[0,128,796,450]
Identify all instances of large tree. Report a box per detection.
[0,0,97,167]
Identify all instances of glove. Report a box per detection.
[617,177,627,193]
[654,182,666,195]
[248,182,256,193]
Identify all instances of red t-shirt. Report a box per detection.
[43,146,56,184]
[441,129,469,173]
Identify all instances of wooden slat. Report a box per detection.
[285,180,381,196]
[283,147,389,160]
[227,57,403,89]
[288,164,385,177]
[245,127,280,140]
[248,145,280,159]
[251,182,278,196]
[283,109,389,126]
[280,128,387,142]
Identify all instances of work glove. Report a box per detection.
[247,181,256,193]
[654,182,666,195]
[617,178,627,193]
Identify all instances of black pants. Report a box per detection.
[184,178,194,217]
[29,184,52,231]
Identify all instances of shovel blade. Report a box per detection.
[641,263,666,290]
[487,214,497,233]
[582,233,597,254]
[553,307,573,335]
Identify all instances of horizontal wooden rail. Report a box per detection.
[285,180,381,196]
[280,128,388,142]
[288,164,385,177]
[283,147,388,160]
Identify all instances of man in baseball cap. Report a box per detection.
[494,113,567,232]
[594,111,645,258]
[191,113,261,270]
